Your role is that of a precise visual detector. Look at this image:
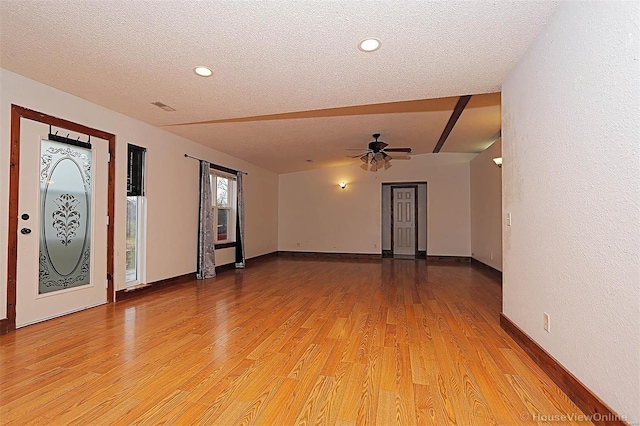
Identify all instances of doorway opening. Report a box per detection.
[381,182,427,259]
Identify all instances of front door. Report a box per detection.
[15,118,109,327]
[393,187,416,256]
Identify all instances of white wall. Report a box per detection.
[502,2,639,423]
[470,139,502,271]
[0,69,279,318]
[278,153,474,256]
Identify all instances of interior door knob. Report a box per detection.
[20,228,31,235]
[21,213,30,220]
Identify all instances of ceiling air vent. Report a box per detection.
[151,101,176,112]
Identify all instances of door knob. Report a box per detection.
[20,228,31,235]
[21,213,30,220]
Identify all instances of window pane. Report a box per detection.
[217,208,229,241]
[217,177,230,207]
[210,175,216,206]
[126,196,138,282]
[127,145,146,196]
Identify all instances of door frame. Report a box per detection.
[3,104,116,334]
[390,184,419,257]
[380,181,429,259]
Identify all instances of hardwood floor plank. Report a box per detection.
[414,383,442,426]
[248,377,299,425]
[0,259,593,425]
[294,374,336,425]
[355,344,383,425]
[335,362,366,423]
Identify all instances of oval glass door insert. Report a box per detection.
[39,139,92,294]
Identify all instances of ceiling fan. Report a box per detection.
[346,133,412,171]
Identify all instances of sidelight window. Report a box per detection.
[126,144,146,285]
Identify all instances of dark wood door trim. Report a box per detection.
[433,95,472,153]
[4,105,116,334]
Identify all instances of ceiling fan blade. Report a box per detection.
[345,148,370,151]
[369,141,388,151]
[375,141,388,150]
[383,148,412,153]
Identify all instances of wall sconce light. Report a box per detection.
[339,182,347,189]
[493,157,503,168]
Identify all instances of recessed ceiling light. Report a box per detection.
[194,66,213,77]
[359,38,381,52]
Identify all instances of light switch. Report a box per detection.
[506,213,512,226]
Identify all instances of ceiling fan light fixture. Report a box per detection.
[348,133,412,172]
[194,66,213,77]
[359,38,381,52]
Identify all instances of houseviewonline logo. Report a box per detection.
[519,411,628,423]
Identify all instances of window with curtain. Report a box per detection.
[209,171,236,244]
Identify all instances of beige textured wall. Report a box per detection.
[278,153,475,255]
[470,139,502,270]
[502,2,639,422]
[0,68,279,312]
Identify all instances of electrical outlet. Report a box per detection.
[490,252,494,260]
[543,312,550,333]
[296,242,300,247]
[373,243,377,249]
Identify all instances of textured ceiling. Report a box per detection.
[0,1,557,173]
[168,93,501,173]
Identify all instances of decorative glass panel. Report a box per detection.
[39,140,92,294]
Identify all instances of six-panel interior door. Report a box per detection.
[15,119,108,327]
[393,187,416,256]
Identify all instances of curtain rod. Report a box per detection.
[184,153,248,175]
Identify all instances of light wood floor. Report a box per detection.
[0,258,589,425]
